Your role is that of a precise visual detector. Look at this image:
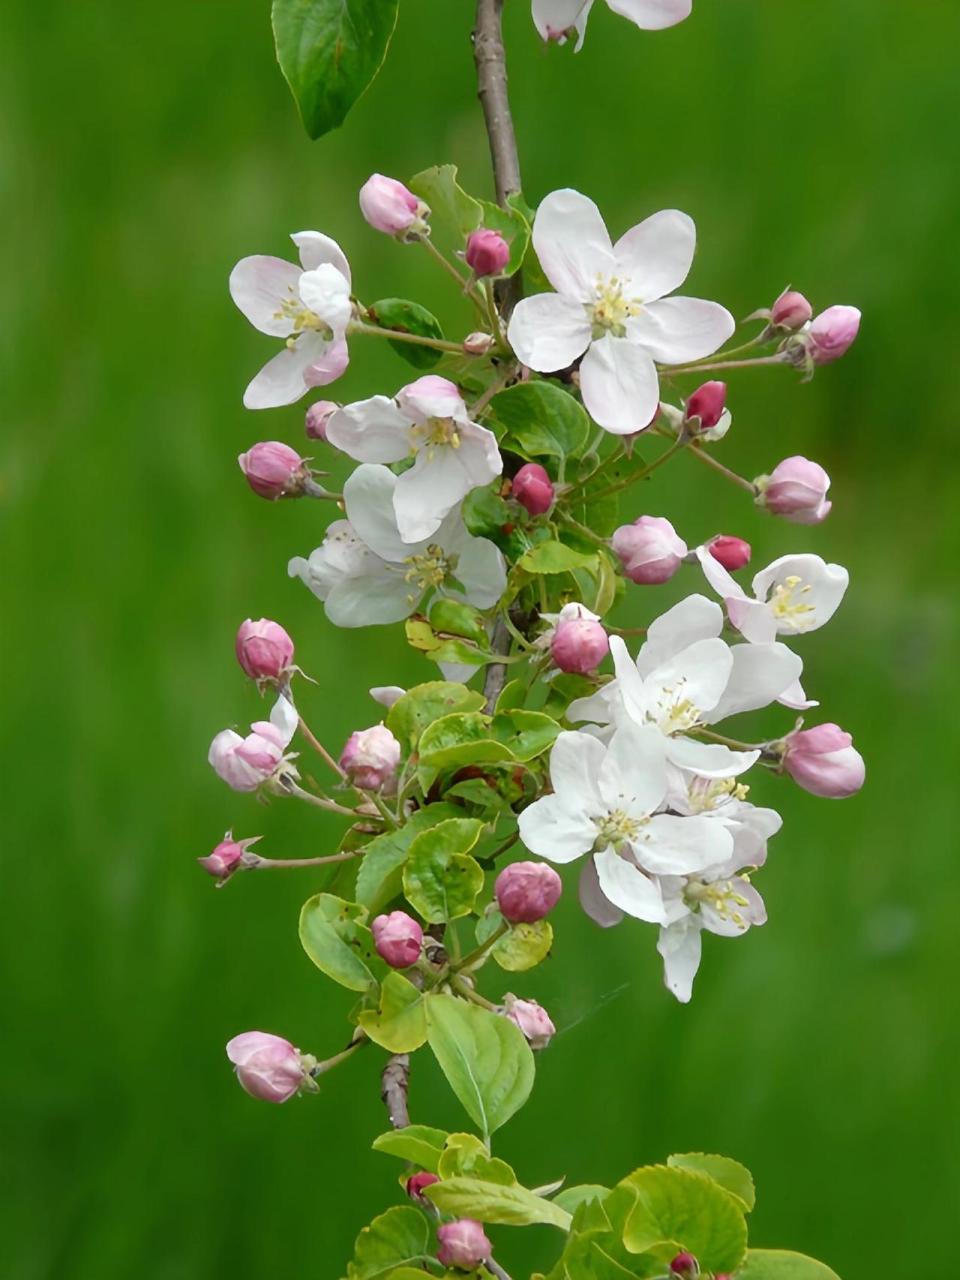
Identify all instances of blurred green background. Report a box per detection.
[3,0,959,1275]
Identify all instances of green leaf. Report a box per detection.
[490,382,591,460]
[299,894,385,993]
[667,1153,756,1212]
[544,672,599,720]
[271,0,398,140]
[428,599,490,646]
[619,1166,748,1274]
[346,1204,430,1279]
[425,993,535,1140]
[552,1185,611,1215]
[372,1124,450,1173]
[426,1177,572,1230]
[368,298,445,370]
[386,682,487,755]
[357,973,428,1053]
[461,486,513,542]
[518,541,598,574]
[403,819,485,923]
[409,164,482,241]
[495,679,526,713]
[417,712,514,770]
[737,1251,841,1280]
[494,919,554,971]
[437,1132,516,1184]
[355,803,463,915]
[491,708,561,761]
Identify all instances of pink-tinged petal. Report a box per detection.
[242,333,328,410]
[640,813,733,875]
[297,264,352,332]
[705,642,803,722]
[396,375,467,422]
[229,256,301,337]
[532,188,616,299]
[580,334,659,434]
[752,554,849,634]
[695,544,749,603]
[665,736,760,778]
[291,230,351,285]
[593,847,666,923]
[341,464,408,564]
[579,857,624,927]
[304,335,349,388]
[778,677,819,711]
[269,694,298,747]
[658,919,702,1003]
[394,451,472,543]
[325,396,411,464]
[629,296,735,364]
[607,0,692,30]
[636,594,723,676]
[507,293,592,372]
[532,0,590,40]
[614,209,695,302]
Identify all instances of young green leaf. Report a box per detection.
[403,819,485,923]
[426,1176,572,1229]
[357,973,429,1053]
[490,382,592,460]
[386,682,487,755]
[518,541,598,574]
[417,713,515,770]
[409,165,482,242]
[737,1251,841,1279]
[372,1124,450,1173]
[367,298,445,370]
[355,803,463,916]
[299,894,386,992]
[346,1204,430,1279]
[437,1132,516,1184]
[491,709,561,761]
[619,1166,748,1274]
[667,1153,756,1212]
[494,919,554,971]
[552,1185,612,1215]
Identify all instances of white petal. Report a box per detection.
[270,694,299,746]
[695,545,749,603]
[229,256,301,336]
[579,335,660,434]
[298,263,352,332]
[532,0,590,39]
[303,335,349,388]
[646,637,733,720]
[547,730,607,807]
[608,635,653,727]
[579,857,624,927]
[518,793,597,864]
[242,332,327,409]
[395,375,467,422]
[778,677,819,711]
[727,597,778,644]
[325,571,415,627]
[752,554,849,635]
[705,642,803,722]
[658,919,702,1003]
[532,188,616,300]
[607,0,692,29]
[507,293,592,372]
[341,465,410,564]
[450,533,507,610]
[666,736,760,778]
[325,396,411,464]
[291,230,351,285]
[638,813,733,875]
[593,847,667,923]
[614,210,695,302]
[394,429,502,544]
[636,594,724,676]
[598,723,669,818]
[629,296,735,364]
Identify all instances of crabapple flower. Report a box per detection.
[697,549,849,645]
[288,464,506,628]
[612,515,687,584]
[465,228,510,277]
[226,1032,310,1103]
[533,0,692,50]
[235,618,294,682]
[511,462,555,515]
[340,724,401,792]
[238,441,308,500]
[436,1220,492,1270]
[771,289,813,331]
[507,190,734,433]
[198,832,260,884]
[208,694,298,793]
[495,861,563,923]
[359,174,428,238]
[707,535,751,572]
[229,232,352,409]
[782,723,865,798]
[808,305,861,363]
[662,397,732,443]
[371,911,424,968]
[759,456,832,525]
[305,400,338,441]
[684,381,727,431]
[324,376,502,543]
[503,995,556,1049]
[552,608,609,674]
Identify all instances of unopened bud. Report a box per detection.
[808,305,861,364]
[436,1219,492,1270]
[551,612,609,674]
[465,228,510,277]
[463,331,495,356]
[236,618,294,682]
[209,722,291,793]
[783,724,865,798]
[684,381,727,430]
[406,1172,440,1200]
[495,861,563,924]
[503,995,556,1050]
[771,288,813,331]
[305,400,338,441]
[670,1252,699,1276]
[511,463,554,516]
[759,455,832,524]
[226,1031,308,1103]
[238,441,308,500]
[612,515,687,585]
[359,173,427,237]
[198,832,258,884]
[707,534,752,572]
[340,725,401,792]
[372,911,424,968]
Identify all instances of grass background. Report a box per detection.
[3,0,959,1275]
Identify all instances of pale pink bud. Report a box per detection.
[238,441,307,500]
[235,618,294,682]
[305,400,338,441]
[463,331,495,356]
[612,515,687,585]
[761,455,832,524]
[436,1220,492,1270]
[198,833,258,883]
[340,724,401,792]
[208,723,287,792]
[226,1031,306,1103]
[359,173,423,236]
[783,724,865,799]
[551,614,609,674]
[684,381,727,430]
[771,288,813,330]
[512,463,554,516]
[371,911,423,968]
[707,534,752,572]
[503,995,555,1049]
[465,228,510,277]
[670,1252,699,1276]
[407,1172,440,1200]
[495,861,563,924]
[808,305,861,363]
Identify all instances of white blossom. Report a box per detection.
[533,0,692,50]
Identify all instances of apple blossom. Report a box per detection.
[759,455,832,525]
[612,515,687,584]
[359,173,427,237]
[495,861,563,923]
[226,1031,309,1103]
[771,288,813,331]
[808,305,861,363]
[463,331,495,356]
[507,190,734,433]
[229,232,352,409]
[208,694,298,793]
[465,227,510,276]
[551,607,609,673]
[503,995,556,1049]
[238,441,308,500]
[324,376,502,543]
[782,723,865,798]
[532,0,692,51]
[696,549,849,645]
[511,462,555,515]
[436,1219,492,1269]
[305,399,338,441]
[198,832,260,884]
[235,618,294,682]
[371,911,424,968]
[684,380,727,431]
[707,535,752,572]
[340,724,401,792]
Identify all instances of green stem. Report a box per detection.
[691,727,758,750]
[247,851,361,871]
[588,437,688,502]
[418,234,486,310]
[662,353,787,376]
[556,510,611,549]
[312,1036,367,1076]
[451,975,500,1010]
[287,782,359,819]
[456,921,509,972]
[484,277,506,348]
[686,445,758,494]
[351,320,468,356]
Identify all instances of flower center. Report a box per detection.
[651,678,701,735]
[274,290,334,340]
[588,275,641,339]
[594,807,645,848]
[409,416,462,458]
[685,776,749,813]
[768,574,815,628]
[403,545,455,600]
[686,877,751,927]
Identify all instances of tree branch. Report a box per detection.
[380,1053,411,1129]
[473,0,522,205]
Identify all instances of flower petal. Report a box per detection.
[636,593,724,676]
[614,209,695,302]
[242,332,328,409]
[598,722,669,817]
[704,642,803,722]
[579,857,624,927]
[593,847,666,923]
[532,188,616,299]
[665,736,760,778]
[645,636,733,721]
[291,230,351,285]
[579,334,660,434]
[658,918,702,1003]
[304,335,349,387]
[297,263,352,332]
[507,293,592,372]
[752,554,849,635]
[518,793,598,864]
[531,0,590,40]
[607,0,692,29]
[229,256,301,336]
[396,375,467,422]
[325,571,415,627]
[449,532,507,610]
[629,296,735,363]
[325,396,411,464]
[342,464,409,564]
[639,813,733,875]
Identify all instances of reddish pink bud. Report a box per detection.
[503,995,556,1049]
[236,618,294,682]
[305,400,338,441]
[707,534,752,572]
[465,228,510,277]
[783,723,865,798]
[684,381,727,430]
[670,1252,699,1276]
[226,1032,306,1103]
[809,305,861,363]
[198,833,258,884]
[512,463,555,516]
[372,911,424,968]
[551,614,609,675]
[771,288,813,330]
[463,331,495,356]
[612,515,687,585]
[359,173,424,236]
[761,455,832,524]
[495,861,563,924]
[406,1172,440,1200]
[238,441,307,500]
[436,1220,492,1270]
[340,724,401,792]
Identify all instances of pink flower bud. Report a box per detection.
[808,305,861,363]
[707,534,752,572]
[761,455,832,524]
[209,723,288,792]
[612,515,687,585]
[340,724,401,792]
[226,1031,306,1103]
[305,400,338,441]
[407,1172,440,1200]
[436,1219,492,1270]
[463,331,495,356]
[684,381,727,430]
[198,832,258,883]
[238,441,307,500]
[551,613,609,675]
[371,911,424,968]
[503,995,556,1050]
[495,861,563,924]
[235,618,294,682]
[670,1252,699,1276]
[783,723,865,798]
[359,173,424,236]
[771,288,813,330]
[465,228,510,277]
[512,463,554,516]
